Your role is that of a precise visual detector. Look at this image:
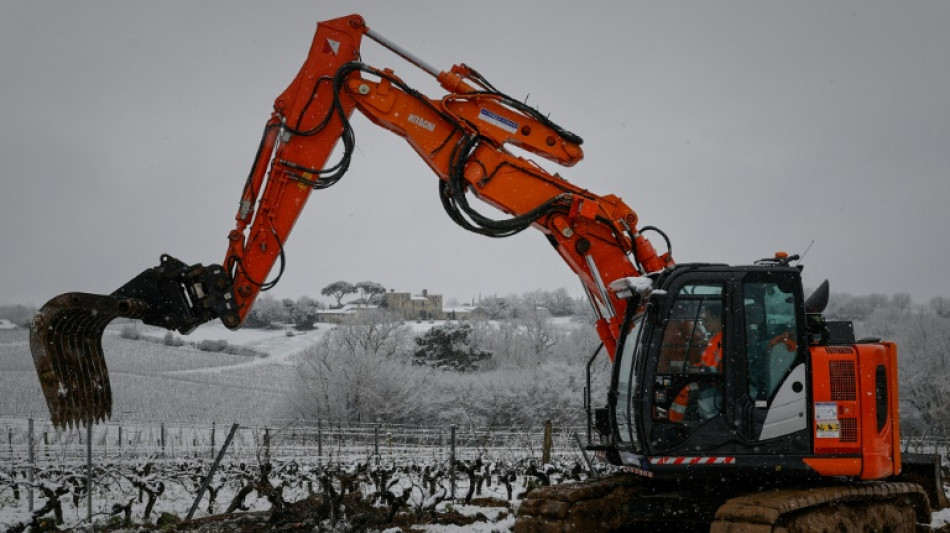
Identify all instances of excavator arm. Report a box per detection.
[30,14,673,428]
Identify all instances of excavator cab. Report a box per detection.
[642,265,810,456]
[598,263,811,469]
[591,261,944,504]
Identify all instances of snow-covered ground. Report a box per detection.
[0,466,523,532]
[138,322,331,371]
[0,448,523,533]
[934,507,950,529]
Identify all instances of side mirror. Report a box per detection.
[805,280,830,314]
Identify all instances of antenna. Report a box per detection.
[799,240,815,262]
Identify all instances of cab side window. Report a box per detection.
[744,281,800,402]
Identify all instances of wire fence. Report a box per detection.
[0,417,587,469]
[5,416,949,468]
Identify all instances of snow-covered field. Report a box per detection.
[0,322,329,422]
[0,323,576,531]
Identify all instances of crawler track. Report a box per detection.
[515,475,932,533]
[711,482,930,532]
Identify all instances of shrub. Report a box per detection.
[412,323,491,372]
[163,331,184,347]
[197,339,229,352]
[119,324,140,340]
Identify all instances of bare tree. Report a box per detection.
[289,310,431,423]
[519,310,561,365]
[473,318,519,362]
[929,296,950,318]
[335,309,409,358]
[886,310,950,433]
[890,293,912,311]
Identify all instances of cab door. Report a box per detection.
[646,273,734,454]
[737,272,810,452]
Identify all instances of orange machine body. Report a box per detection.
[806,341,901,480]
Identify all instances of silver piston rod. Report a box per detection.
[365,27,441,79]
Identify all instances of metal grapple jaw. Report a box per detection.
[30,255,239,428]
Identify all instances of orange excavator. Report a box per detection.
[29,14,946,531]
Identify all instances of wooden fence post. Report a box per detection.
[187,423,239,521]
[28,418,34,512]
[449,424,457,499]
[264,428,271,464]
[317,420,323,462]
[374,423,380,464]
[86,422,93,522]
[542,420,553,465]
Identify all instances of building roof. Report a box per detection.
[315,303,379,315]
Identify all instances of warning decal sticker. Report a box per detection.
[814,402,838,420]
[816,421,841,439]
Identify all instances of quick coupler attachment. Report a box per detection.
[29,255,238,428]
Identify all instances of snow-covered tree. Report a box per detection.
[543,287,578,317]
[355,280,387,304]
[412,323,492,371]
[244,295,288,328]
[893,310,950,433]
[0,303,37,327]
[290,310,425,422]
[321,281,357,308]
[289,295,323,330]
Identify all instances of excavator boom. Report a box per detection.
[30,14,670,428]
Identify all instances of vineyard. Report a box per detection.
[0,315,605,531]
[0,417,598,532]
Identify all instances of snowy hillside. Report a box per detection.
[0,323,331,422]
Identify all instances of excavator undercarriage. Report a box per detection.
[515,474,935,532]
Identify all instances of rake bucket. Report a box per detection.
[30,293,144,428]
[29,255,239,428]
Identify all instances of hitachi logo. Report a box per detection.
[408,114,436,132]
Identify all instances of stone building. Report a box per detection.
[314,289,485,324]
[314,303,379,324]
[382,289,445,321]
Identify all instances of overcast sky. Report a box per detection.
[2,1,948,309]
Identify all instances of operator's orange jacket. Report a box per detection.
[669,332,722,422]
[701,332,723,369]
